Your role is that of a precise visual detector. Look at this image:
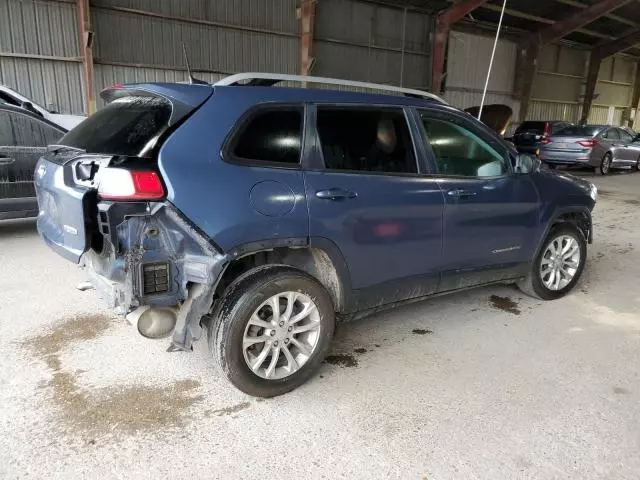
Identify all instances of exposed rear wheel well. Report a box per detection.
[214,248,343,311]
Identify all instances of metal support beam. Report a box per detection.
[629,61,640,127]
[300,0,316,76]
[517,0,631,122]
[431,0,489,92]
[76,0,95,114]
[580,55,601,124]
[537,0,632,45]
[515,43,540,122]
[595,27,640,58]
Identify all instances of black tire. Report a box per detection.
[600,153,612,175]
[635,156,640,172]
[208,266,335,397]
[517,224,587,301]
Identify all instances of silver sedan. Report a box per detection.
[539,124,640,175]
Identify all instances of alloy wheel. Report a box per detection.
[601,155,611,175]
[242,292,321,380]
[539,235,581,291]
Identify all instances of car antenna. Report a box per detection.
[182,44,208,85]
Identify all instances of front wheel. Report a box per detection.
[209,266,335,397]
[518,224,586,300]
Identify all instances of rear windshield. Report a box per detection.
[60,96,171,157]
[554,125,602,137]
[515,121,546,134]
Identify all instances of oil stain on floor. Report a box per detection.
[489,295,521,315]
[412,329,433,335]
[324,354,358,368]
[22,314,203,440]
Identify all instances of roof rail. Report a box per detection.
[213,72,446,104]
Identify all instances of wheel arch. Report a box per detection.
[534,206,592,260]
[214,238,352,313]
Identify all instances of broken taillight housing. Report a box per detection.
[98,168,165,201]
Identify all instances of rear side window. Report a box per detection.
[601,128,619,140]
[60,96,171,157]
[516,121,545,134]
[316,107,417,174]
[0,110,63,146]
[232,108,303,165]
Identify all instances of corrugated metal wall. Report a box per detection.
[314,0,433,89]
[91,0,300,105]
[443,31,520,134]
[0,0,85,114]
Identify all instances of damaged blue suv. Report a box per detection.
[35,73,597,397]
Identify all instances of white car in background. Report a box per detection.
[0,84,85,130]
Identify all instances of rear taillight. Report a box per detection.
[541,138,552,145]
[98,168,165,201]
[544,122,551,137]
[577,140,598,148]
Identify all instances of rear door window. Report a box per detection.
[231,107,303,165]
[601,128,619,140]
[315,107,417,174]
[618,129,634,142]
[11,111,64,146]
[60,96,171,157]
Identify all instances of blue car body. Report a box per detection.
[34,81,596,352]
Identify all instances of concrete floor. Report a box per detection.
[1,171,639,479]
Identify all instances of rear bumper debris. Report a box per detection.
[81,202,228,351]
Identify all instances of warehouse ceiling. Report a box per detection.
[450,0,640,57]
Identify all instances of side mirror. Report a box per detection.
[515,153,540,174]
[20,101,43,118]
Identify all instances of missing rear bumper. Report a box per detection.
[81,202,228,350]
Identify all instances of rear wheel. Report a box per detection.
[599,153,612,175]
[635,156,640,171]
[209,266,335,397]
[517,224,586,300]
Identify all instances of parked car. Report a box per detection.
[0,85,85,130]
[0,104,66,220]
[513,121,573,154]
[35,73,597,397]
[539,124,640,174]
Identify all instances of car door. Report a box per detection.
[616,128,636,165]
[303,104,445,311]
[0,107,64,218]
[416,108,540,291]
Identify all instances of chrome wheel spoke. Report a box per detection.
[281,292,296,323]
[248,314,274,330]
[251,345,272,372]
[564,260,579,269]
[269,295,281,323]
[291,337,312,357]
[292,320,320,335]
[281,344,299,372]
[243,335,270,348]
[552,269,561,290]
[290,302,317,324]
[264,346,280,378]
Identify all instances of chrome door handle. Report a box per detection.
[447,189,477,198]
[316,189,358,200]
[0,157,14,165]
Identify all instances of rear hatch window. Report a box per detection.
[554,125,602,137]
[59,96,171,157]
[515,121,546,134]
